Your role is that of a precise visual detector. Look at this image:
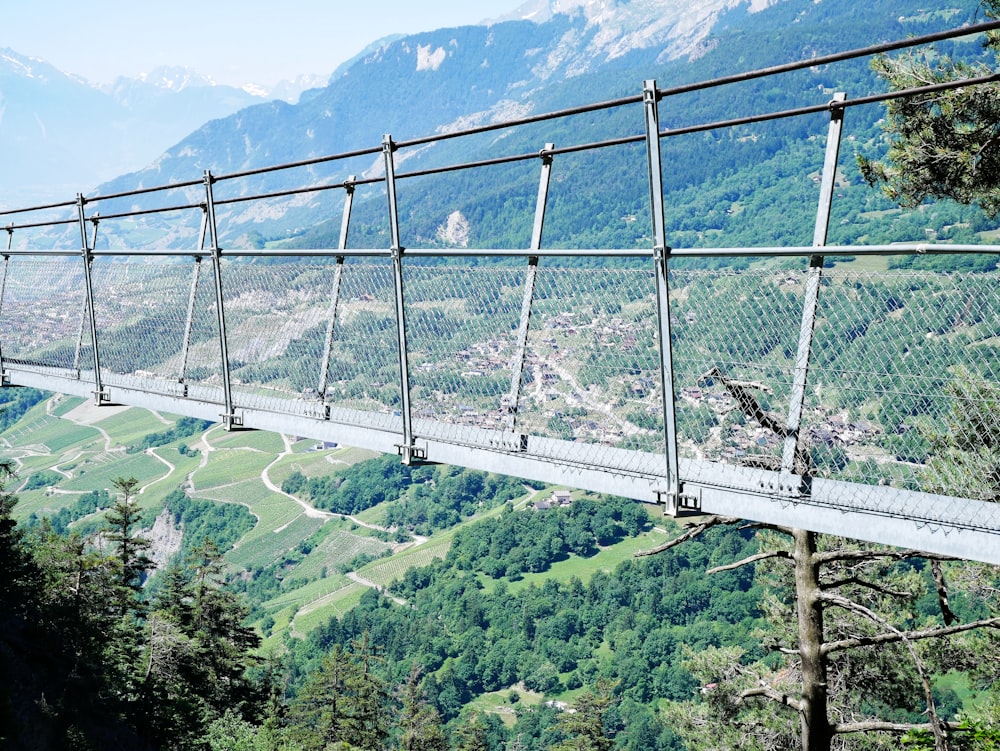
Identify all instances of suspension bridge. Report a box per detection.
[1,22,999,564]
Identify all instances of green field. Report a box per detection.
[267,446,373,487]
[262,571,353,613]
[48,395,87,417]
[91,409,173,446]
[287,583,367,640]
[209,428,285,453]
[62,451,170,492]
[4,415,100,454]
[192,448,275,489]
[486,524,672,596]
[361,537,452,589]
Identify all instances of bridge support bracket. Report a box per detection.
[0,371,9,387]
[660,485,702,518]
[397,443,427,466]
[222,412,244,431]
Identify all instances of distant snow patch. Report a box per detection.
[416,44,447,71]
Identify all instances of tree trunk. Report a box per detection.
[794,528,832,751]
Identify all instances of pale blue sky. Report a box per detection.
[2,0,524,87]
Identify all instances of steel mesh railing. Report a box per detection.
[0,256,88,373]
[0,249,997,552]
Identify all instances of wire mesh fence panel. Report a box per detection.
[668,265,806,485]
[0,256,88,372]
[220,259,341,415]
[88,257,199,394]
[322,261,402,432]
[513,264,665,474]
[175,258,226,404]
[803,266,1000,520]
[403,264,525,443]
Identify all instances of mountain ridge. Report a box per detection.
[0,48,329,207]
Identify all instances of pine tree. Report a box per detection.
[549,678,618,751]
[858,3,1000,216]
[345,632,392,751]
[139,537,264,749]
[397,664,449,751]
[286,643,357,751]
[104,476,153,618]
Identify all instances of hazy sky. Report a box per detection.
[3,0,524,87]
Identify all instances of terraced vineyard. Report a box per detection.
[0,390,666,646]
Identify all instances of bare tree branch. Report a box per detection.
[815,548,957,565]
[931,560,958,626]
[737,683,804,712]
[834,720,964,735]
[634,515,741,557]
[818,592,955,750]
[821,576,912,599]
[821,613,1000,655]
[707,550,792,575]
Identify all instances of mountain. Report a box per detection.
[17,0,993,249]
[490,0,781,71]
[0,51,322,209]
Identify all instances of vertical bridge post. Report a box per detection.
[506,143,554,439]
[644,80,685,514]
[383,135,424,464]
[317,176,356,411]
[779,92,846,494]
[203,170,241,429]
[76,196,110,405]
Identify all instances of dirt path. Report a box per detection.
[260,433,334,520]
[346,571,407,606]
[140,448,176,495]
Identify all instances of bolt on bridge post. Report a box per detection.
[644,80,686,514]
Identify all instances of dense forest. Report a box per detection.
[1,440,997,750]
